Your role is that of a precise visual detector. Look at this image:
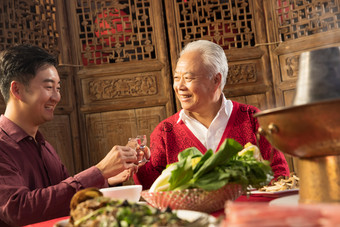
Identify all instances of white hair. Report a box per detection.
[179,40,228,90]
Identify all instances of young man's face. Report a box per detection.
[20,65,61,125]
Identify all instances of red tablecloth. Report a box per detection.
[25,195,277,227]
[24,216,69,227]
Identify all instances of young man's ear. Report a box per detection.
[10,81,24,100]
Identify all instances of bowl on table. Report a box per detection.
[141,183,243,213]
[100,185,142,202]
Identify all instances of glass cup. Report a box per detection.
[128,135,149,164]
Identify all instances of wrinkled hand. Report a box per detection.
[96,145,138,179]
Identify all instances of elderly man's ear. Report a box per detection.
[214,73,222,88]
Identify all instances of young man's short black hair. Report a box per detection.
[0,44,57,103]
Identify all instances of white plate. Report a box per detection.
[250,189,299,197]
[53,219,68,227]
[54,210,218,226]
[176,210,218,226]
[269,194,299,206]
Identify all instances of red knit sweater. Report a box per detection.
[134,101,290,189]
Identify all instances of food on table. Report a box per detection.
[70,187,103,210]
[258,173,300,192]
[68,188,205,226]
[149,138,273,192]
[238,142,264,162]
[222,201,340,226]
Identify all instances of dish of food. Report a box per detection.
[250,188,299,197]
[143,139,273,212]
[142,183,243,213]
[59,188,218,227]
[54,210,219,227]
[257,173,299,192]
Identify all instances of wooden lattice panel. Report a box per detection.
[39,115,75,175]
[0,0,59,55]
[85,106,165,165]
[174,0,256,49]
[277,0,340,41]
[76,0,156,66]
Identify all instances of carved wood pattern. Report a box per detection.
[39,115,76,175]
[277,0,340,41]
[58,75,71,108]
[230,93,268,110]
[0,0,59,55]
[76,0,156,66]
[284,55,300,79]
[227,63,257,84]
[87,73,157,101]
[174,0,256,49]
[85,107,165,166]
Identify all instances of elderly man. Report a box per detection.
[0,44,141,226]
[134,40,290,189]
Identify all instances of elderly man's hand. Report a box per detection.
[96,145,138,179]
[126,138,151,166]
[137,146,150,167]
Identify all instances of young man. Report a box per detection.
[134,40,290,189]
[0,44,140,226]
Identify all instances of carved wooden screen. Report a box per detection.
[277,0,340,41]
[165,0,276,111]
[0,0,80,175]
[0,0,59,55]
[76,0,157,66]
[265,0,340,107]
[66,0,173,168]
[0,0,60,112]
[264,0,340,173]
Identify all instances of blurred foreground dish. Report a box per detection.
[222,201,340,226]
[66,188,211,227]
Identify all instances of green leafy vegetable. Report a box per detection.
[177,147,202,161]
[168,157,193,190]
[150,138,274,192]
[193,139,243,180]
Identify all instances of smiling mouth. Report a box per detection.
[45,106,55,111]
[178,94,192,99]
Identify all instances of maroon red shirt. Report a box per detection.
[134,101,290,190]
[0,115,106,226]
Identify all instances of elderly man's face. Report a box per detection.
[173,51,219,114]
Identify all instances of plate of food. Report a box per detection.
[250,173,300,197]
[250,188,299,197]
[142,139,274,213]
[54,188,219,227]
[54,210,219,227]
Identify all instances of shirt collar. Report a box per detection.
[177,94,229,124]
[0,115,46,144]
